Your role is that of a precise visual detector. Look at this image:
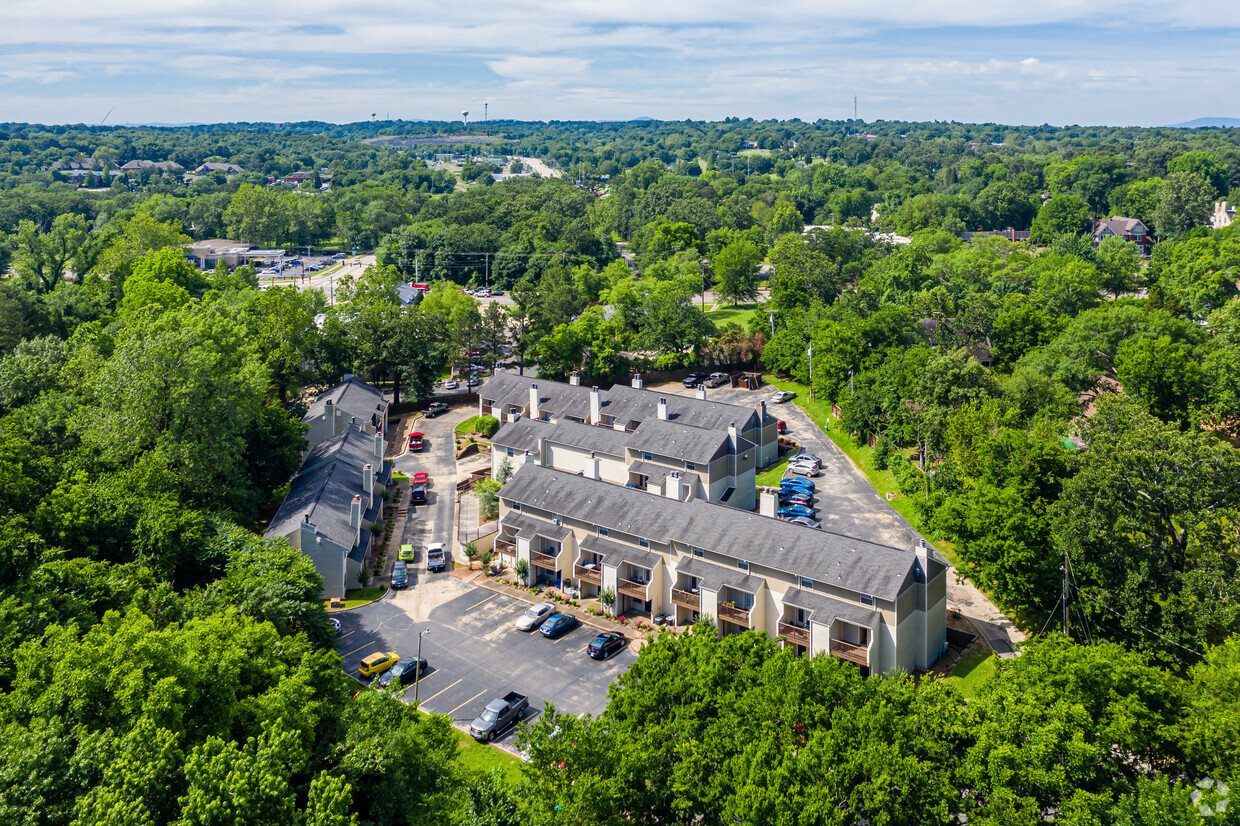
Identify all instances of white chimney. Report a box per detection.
[323,398,333,420]
[529,383,540,420]
[728,422,739,452]
[632,374,643,389]
[584,451,600,480]
[695,385,706,400]
[349,495,362,528]
[343,372,355,382]
[665,471,683,501]
[524,450,535,465]
[373,432,384,458]
[916,537,928,559]
[363,463,374,496]
[657,397,669,420]
[758,401,768,425]
[569,371,581,386]
[590,386,601,424]
[759,490,777,518]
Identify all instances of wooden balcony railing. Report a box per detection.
[574,564,601,585]
[671,588,700,610]
[778,622,810,647]
[494,539,516,556]
[530,549,558,570]
[617,579,649,600]
[831,640,869,666]
[717,602,751,625]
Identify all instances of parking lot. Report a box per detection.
[336,584,636,745]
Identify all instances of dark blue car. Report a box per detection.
[778,504,816,519]
[539,613,579,639]
[780,478,815,493]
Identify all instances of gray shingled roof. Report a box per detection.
[627,460,671,486]
[491,418,546,454]
[499,512,573,543]
[781,586,881,629]
[499,464,917,601]
[630,417,753,463]
[265,461,369,554]
[580,534,662,570]
[675,555,766,594]
[304,377,388,428]
[302,429,387,478]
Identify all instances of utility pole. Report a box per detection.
[413,627,431,705]
[1062,550,1070,638]
[848,369,854,396]
[806,343,814,400]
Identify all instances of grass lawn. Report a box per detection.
[708,302,763,328]
[338,586,387,610]
[944,646,999,698]
[392,471,408,483]
[755,452,792,486]
[762,374,963,569]
[453,728,525,783]
[454,416,483,436]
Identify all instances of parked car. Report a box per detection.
[788,458,821,473]
[425,402,449,417]
[391,561,409,589]
[331,252,347,259]
[779,493,814,508]
[378,657,428,688]
[787,516,822,529]
[587,631,627,660]
[443,378,459,390]
[682,372,706,387]
[707,372,730,388]
[410,483,427,504]
[778,504,817,519]
[516,602,557,631]
[796,452,822,465]
[786,463,820,478]
[491,289,504,296]
[780,477,815,493]
[777,420,787,434]
[425,542,446,572]
[358,651,399,679]
[329,617,342,635]
[398,543,415,562]
[466,375,481,387]
[408,431,423,451]
[771,390,797,404]
[412,472,429,486]
[539,613,579,639]
[469,691,528,742]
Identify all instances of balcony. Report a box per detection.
[778,622,810,647]
[530,549,558,570]
[494,539,516,557]
[618,579,649,600]
[671,588,700,610]
[575,563,601,586]
[717,602,751,625]
[831,640,869,666]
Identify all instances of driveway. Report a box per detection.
[656,382,1025,657]
[337,581,636,745]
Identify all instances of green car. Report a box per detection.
[398,544,415,562]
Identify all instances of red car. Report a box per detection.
[777,420,787,434]
[408,431,423,451]
[412,472,429,486]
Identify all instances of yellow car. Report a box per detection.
[359,651,400,678]
[398,544,415,562]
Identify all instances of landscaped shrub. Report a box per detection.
[476,415,500,438]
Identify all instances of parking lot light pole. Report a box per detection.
[413,628,431,706]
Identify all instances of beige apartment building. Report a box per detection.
[496,464,948,676]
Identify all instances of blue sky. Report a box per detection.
[1,1,1236,126]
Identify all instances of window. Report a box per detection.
[690,546,705,558]
[507,447,514,456]
[597,526,609,537]
[638,537,650,548]
[643,451,653,461]
[860,593,874,606]
[685,462,696,471]
[737,559,750,572]
[799,577,813,590]
[512,502,521,512]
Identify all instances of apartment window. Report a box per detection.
[860,593,874,606]
[685,462,696,471]
[643,451,653,461]
[507,447,514,456]
[512,503,521,512]
[737,559,750,572]
[690,546,705,558]
[598,526,609,537]
[638,537,650,548]
[799,576,813,590]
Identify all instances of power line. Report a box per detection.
[1070,586,1204,660]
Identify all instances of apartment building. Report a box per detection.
[303,375,389,455]
[479,371,778,468]
[496,464,948,676]
[490,407,758,509]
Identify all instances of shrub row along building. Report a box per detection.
[483,373,948,675]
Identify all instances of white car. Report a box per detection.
[771,390,797,404]
[443,378,458,390]
[796,452,822,464]
[516,602,557,632]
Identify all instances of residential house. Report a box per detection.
[265,427,390,599]
[496,464,948,676]
[303,375,389,454]
[48,158,116,184]
[1089,216,1152,255]
[478,372,778,468]
[1212,201,1235,230]
[194,162,245,175]
[119,160,184,174]
[490,409,759,509]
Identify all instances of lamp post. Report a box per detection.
[413,627,431,706]
[806,343,814,400]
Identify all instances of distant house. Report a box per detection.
[960,229,1032,243]
[47,158,116,184]
[1090,217,1151,255]
[119,160,184,174]
[193,162,244,175]
[264,427,390,599]
[269,170,329,187]
[1212,201,1235,229]
[302,375,389,455]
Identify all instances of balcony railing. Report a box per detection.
[494,539,516,556]
[831,640,869,666]
[671,588,700,610]
[574,564,601,585]
[778,622,810,647]
[530,549,558,570]
[717,602,751,625]
[618,579,649,600]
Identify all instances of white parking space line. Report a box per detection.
[445,690,487,717]
[343,641,375,657]
[465,594,497,612]
[419,678,462,705]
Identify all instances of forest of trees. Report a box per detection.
[1,117,1240,823]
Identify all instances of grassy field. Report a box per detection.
[338,586,387,609]
[454,416,483,436]
[453,728,525,783]
[707,302,763,328]
[761,375,962,569]
[755,453,792,486]
[944,646,999,698]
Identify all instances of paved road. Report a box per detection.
[338,582,635,745]
[656,381,1025,657]
[389,401,467,575]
